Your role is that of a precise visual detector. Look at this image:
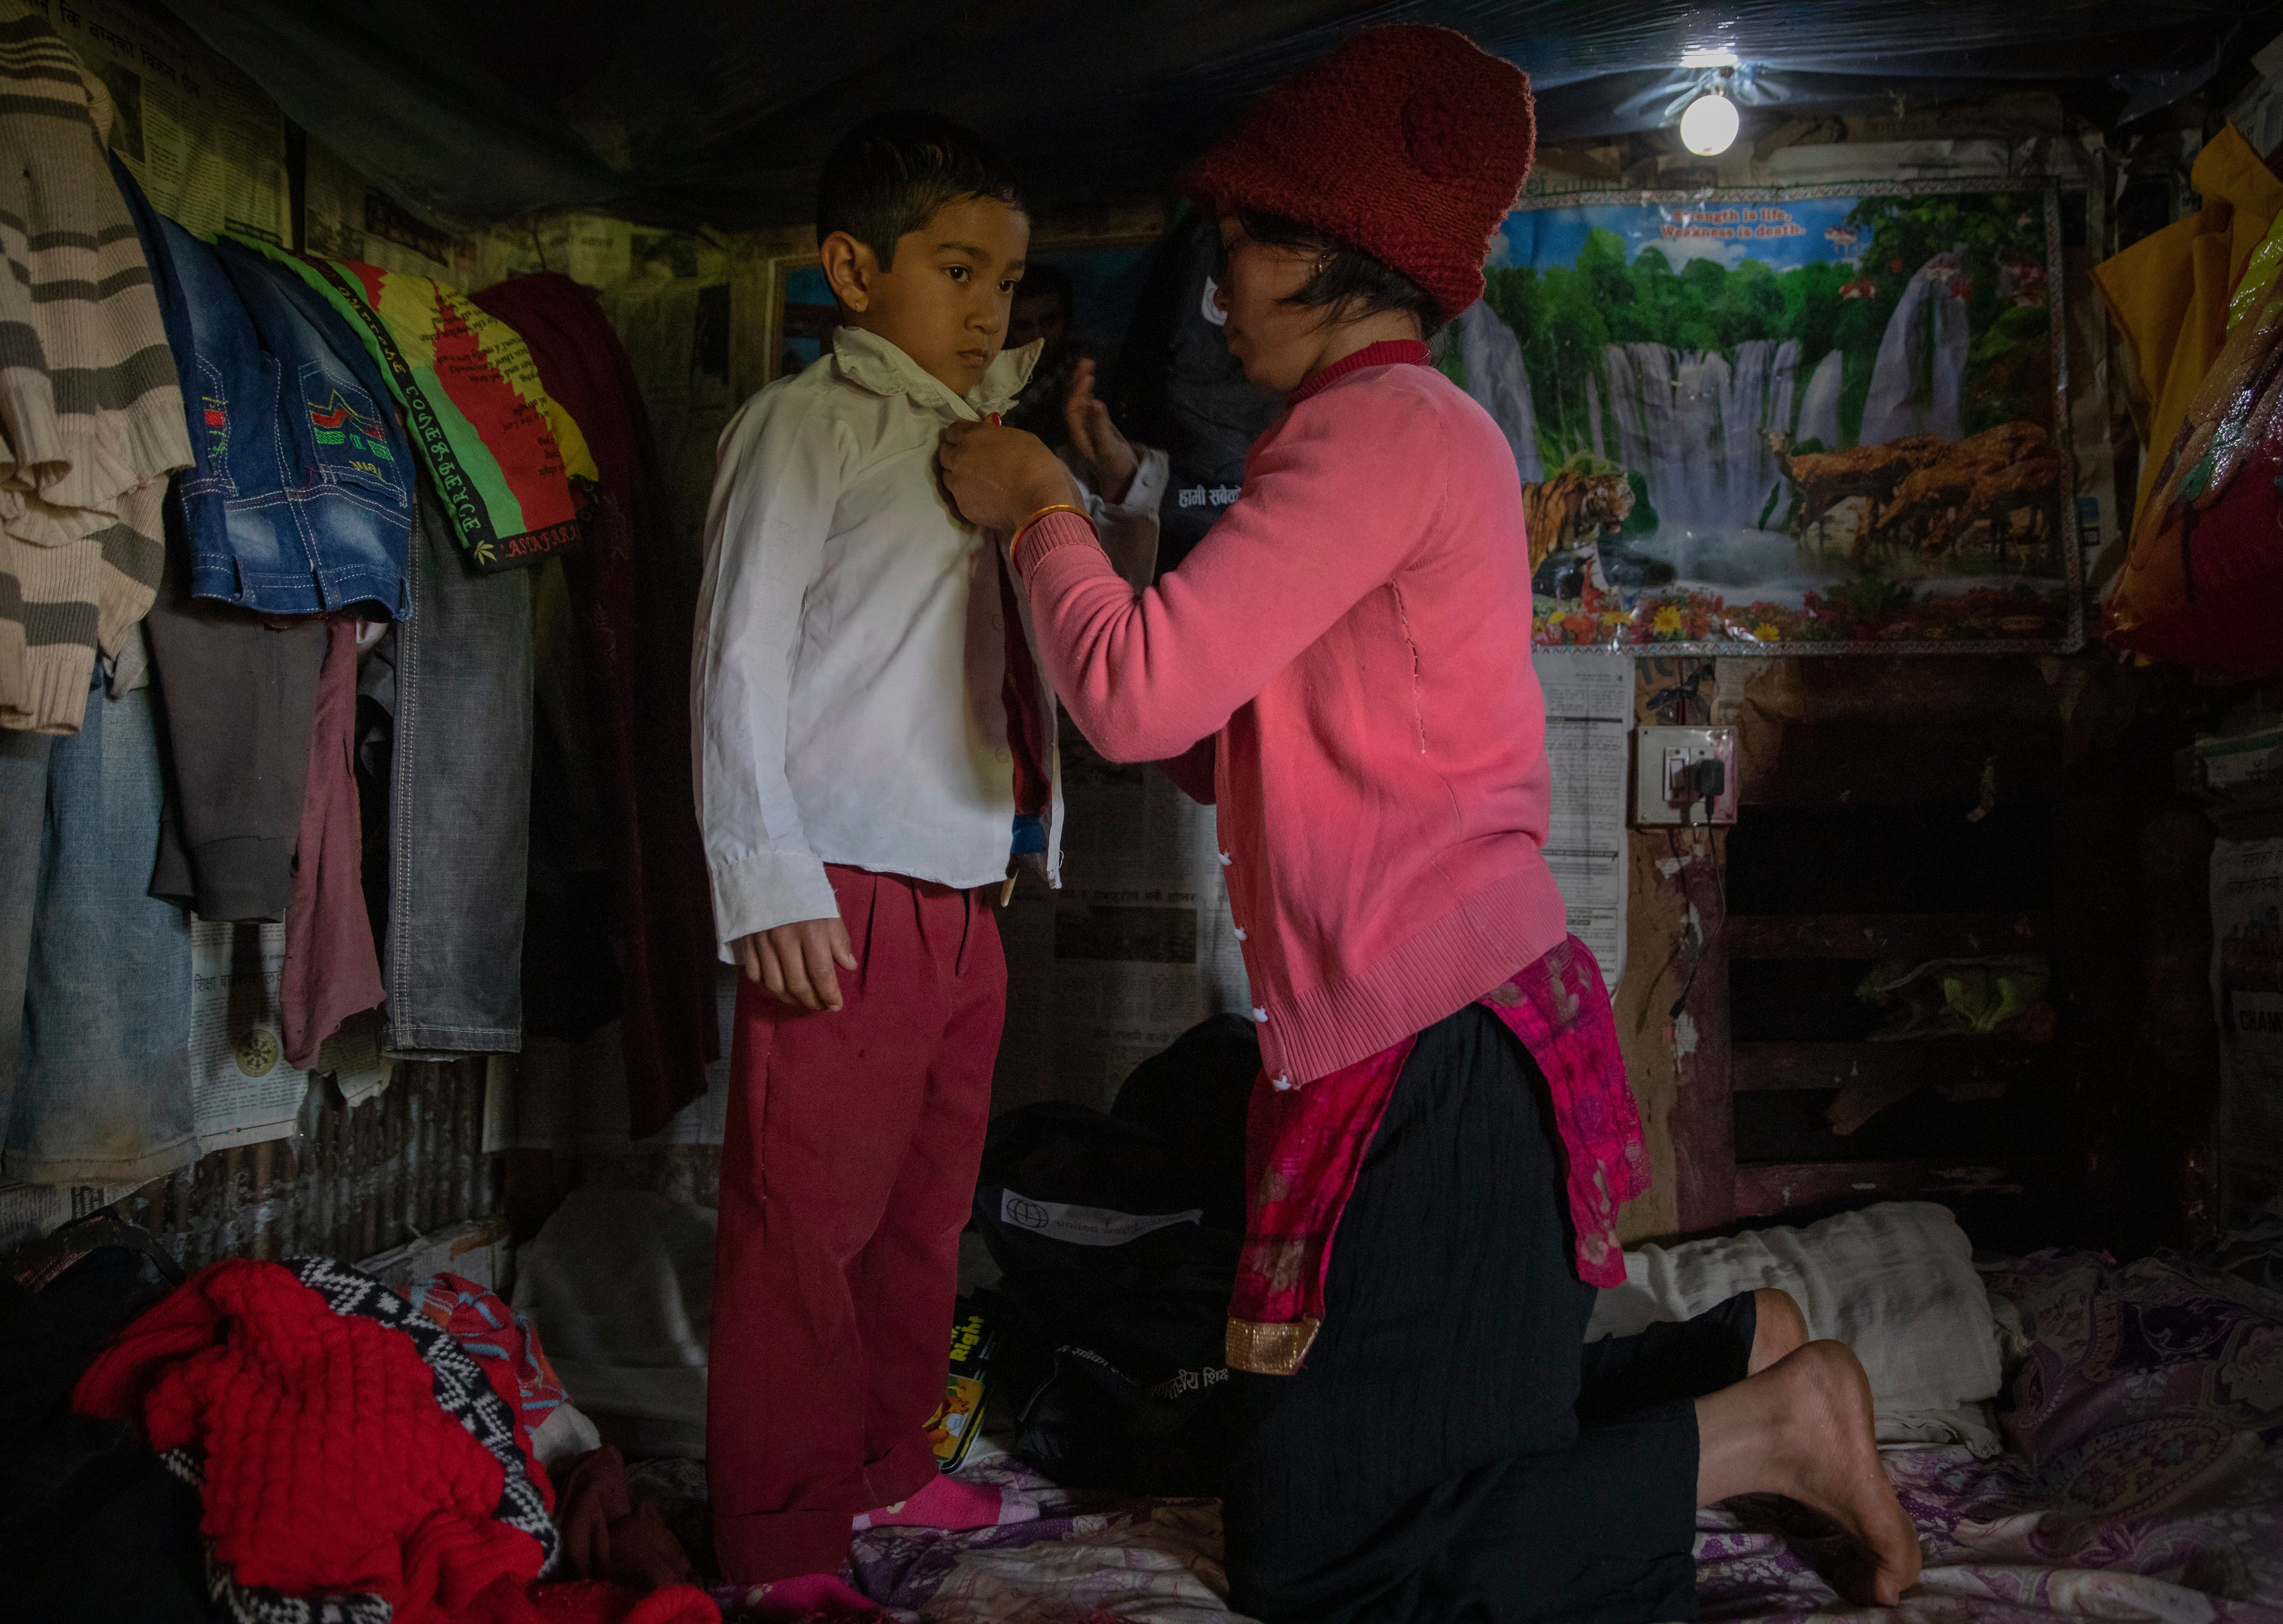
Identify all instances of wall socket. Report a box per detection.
[1634,726,1739,825]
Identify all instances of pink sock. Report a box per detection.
[737,1573,882,1621]
[853,1472,1011,1532]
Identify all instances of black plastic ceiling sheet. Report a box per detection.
[159,0,2283,232]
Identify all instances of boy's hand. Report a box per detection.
[939,420,1082,534]
[1064,359,1138,505]
[734,917,858,1012]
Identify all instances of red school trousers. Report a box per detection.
[707,863,1005,1583]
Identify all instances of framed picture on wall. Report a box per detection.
[1464,179,2084,655]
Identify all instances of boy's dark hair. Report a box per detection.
[1235,210,1443,335]
[817,112,1023,269]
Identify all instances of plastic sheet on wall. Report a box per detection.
[152,0,2274,231]
[1463,179,2084,655]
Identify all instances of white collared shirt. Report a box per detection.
[692,325,1164,952]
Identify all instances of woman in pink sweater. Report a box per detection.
[943,26,1920,1624]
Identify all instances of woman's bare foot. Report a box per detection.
[1749,1287,1809,1374]
[1696,1341,1921,1607]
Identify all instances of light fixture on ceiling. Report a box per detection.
[1679,88,1739,156]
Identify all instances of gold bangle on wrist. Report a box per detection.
[1010,503,1094,574]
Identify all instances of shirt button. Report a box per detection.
[1270,1074,1293,1091]
[1233,925,1247,941]
[1218,851,1233,867]
[1252,1007,1269,1023]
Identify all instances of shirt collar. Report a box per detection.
[1288,339,1434,407]
[830,324,1041,419]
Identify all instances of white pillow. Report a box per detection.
[1587,1201,2005,1454]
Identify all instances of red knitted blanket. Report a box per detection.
[73,1258,543,1621]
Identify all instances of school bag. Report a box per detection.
[1109,1011,1258,1232]
[971,1099,1241,1496]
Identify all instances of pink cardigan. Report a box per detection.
[1019,342,1568,1085]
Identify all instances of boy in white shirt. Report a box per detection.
[691,112,1160,1609]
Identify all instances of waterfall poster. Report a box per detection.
[1461,181,2082,654]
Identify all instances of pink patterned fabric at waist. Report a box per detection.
[1225,935,1648,1375]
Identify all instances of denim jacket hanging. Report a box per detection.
[114,160,413,620]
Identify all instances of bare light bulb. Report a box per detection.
[1680,92,1739,157]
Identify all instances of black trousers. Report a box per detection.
[1221,1006,1752,1624]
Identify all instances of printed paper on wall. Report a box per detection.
[40,0,289,244]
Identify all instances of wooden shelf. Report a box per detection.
[1725,912,2049,960]
[1738,722,2063,806]
[1733,1040,2057,1092]
[1683,698,2137,1246]
[1735,1159,2048,1219]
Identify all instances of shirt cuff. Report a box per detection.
[1089,445,1169,521]
[709,849,842,958]
[1016,510,1103,577]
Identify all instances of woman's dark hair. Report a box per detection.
[1234,210,1442,335]
[1014,260,1075,316]
[817,112,1022,269]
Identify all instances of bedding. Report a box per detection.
[712,1244,2281,1623]
[842,1451,1241,1624]
[1696,1249,2283,1623]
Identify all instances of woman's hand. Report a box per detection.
[938,420,1084,533]
[1064,359,1139,505]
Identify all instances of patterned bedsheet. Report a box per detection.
[841,1461,1238,1623]
[1702,1250,2283,1623]
[722,1248,2283,1622]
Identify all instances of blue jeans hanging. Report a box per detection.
[3,670,196,1185]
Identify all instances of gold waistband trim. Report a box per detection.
[1226,1315,1322,1375]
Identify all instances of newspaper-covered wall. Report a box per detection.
[596,235,738,580]
[189,920,389,1157]
[29,0,290,244]
[994,727,1250,1116]
[1534,651,1631,979]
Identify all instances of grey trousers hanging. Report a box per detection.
[380,476,533,1058]
[3,674,196,1186]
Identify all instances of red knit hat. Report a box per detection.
[1184,24,1534,323]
